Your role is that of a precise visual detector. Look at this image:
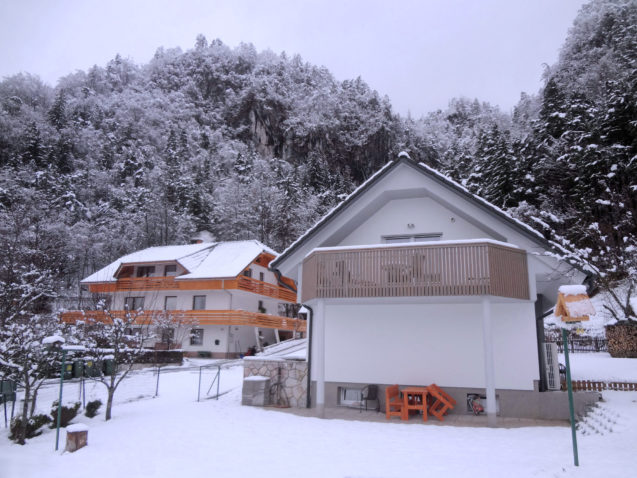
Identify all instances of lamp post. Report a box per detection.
[562,327,579,466]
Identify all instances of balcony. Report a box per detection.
[61,309,306,333]
[86,276,297,302]
[301,241,529,302]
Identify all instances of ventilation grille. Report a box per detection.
[544,342,561,390]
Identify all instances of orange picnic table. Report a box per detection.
[400,386,429,421]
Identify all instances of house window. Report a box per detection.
[160,328,174,343]
[190,328,204,346]
[259,272,265,282]
[258,300,266,313]
[164,296,177,310]
[124,297,144,310]
[382,233,442,244]
[339,387,362,406]
[243,268,252,278]
[136,266,156,277]
[192,295,206,310]
[164,264,177,276]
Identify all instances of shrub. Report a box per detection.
[9,414,52,442]
[49,401,81,428]
[85,399,102,418]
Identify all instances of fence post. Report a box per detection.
[154,366,161,397]
[216,366,220,400]
[197,367,202,402]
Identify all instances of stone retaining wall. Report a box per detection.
[243,358,308,408]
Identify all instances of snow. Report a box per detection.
[308,238,520,256]
[2,358,637,478]
[81,240,277,283]
[559,353,637,382]
[559,285,588,296]
[65,424,89,433]
[42,335,65,345]
[243,375,269,381]
[565,300,596,318]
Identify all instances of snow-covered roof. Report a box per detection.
[271,156,551,270]
[81,240,277,283]
[244,338,307,362]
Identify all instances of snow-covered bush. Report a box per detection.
[9,414,51,442]
[49,401,81,428]
[85,399,102,418]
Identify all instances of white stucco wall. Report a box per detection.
[317,301,538,391]
[340,197,495,246]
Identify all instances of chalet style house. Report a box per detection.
[62,240,304,358]
[269,154,598,421]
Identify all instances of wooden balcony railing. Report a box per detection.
[301,242,529,302]
[60,309,306,333]
[87,276,297,302]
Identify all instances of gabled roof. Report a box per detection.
[271,155,552,270]
[82,240,277,283]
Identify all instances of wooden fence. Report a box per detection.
[565,380,637,392]
[545,336,608,353]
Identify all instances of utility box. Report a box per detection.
[242,376,270,406]
[65,424,89,452]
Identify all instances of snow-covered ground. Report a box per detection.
[560,352,637,382]
[1,357,636,478]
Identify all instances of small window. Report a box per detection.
[243,268,252,278]
[339,387,362,406]
[190,329,204,346]
[164,296,177,310]
[124,297,144,310]
[136,266,155,277]
[164,264,177,276]
[193,295,206,310]
[258,300,266,313]
[214,339,220,346]
[382,233,442,244]
[259,272,265,282]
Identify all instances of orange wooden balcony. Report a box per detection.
[302,241,529,302]
[86,276,297,302]
[60,309,307,333]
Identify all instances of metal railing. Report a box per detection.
[302,241,529,301]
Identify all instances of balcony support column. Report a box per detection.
[314,300,326,418]
[482,297,497,427]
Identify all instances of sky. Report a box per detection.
[0,0,588,117]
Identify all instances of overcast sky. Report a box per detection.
[0,0,587,117]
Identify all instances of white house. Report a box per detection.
[63,240,304,358]
[270,154,598,421]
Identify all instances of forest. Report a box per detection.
[0,0,635,320]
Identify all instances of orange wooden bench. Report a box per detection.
[385,385,403,420]
[427,384,456,421]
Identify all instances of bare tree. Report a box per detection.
[80,303,154,420]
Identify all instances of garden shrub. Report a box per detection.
[49,401,81,428]
[9,414,52,441]
[85,399,102,418]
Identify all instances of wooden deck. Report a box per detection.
[302,241,529,301]
[60,309,307,332]
[86,275,297,302]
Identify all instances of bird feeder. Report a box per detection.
[555,285,595,323]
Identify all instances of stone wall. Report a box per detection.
[243,358,308,408]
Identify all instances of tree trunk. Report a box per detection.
[105,387,115,421]
[17,381,31,445]
[29,387,38,417]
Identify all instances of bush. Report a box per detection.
[85,399,102,418]
[49,401,81,428]
[9,414,52,441]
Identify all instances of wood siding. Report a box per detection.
[60,309,306,333]
[301,242,529,302]
[87,275,297,302]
